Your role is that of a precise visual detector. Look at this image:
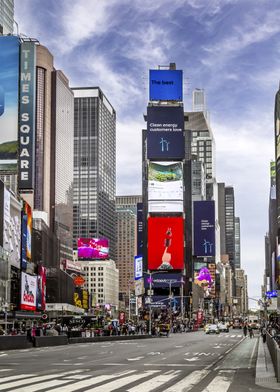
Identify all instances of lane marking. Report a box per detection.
[11,379,71,392]
[85,370,159,392]
[165,369,210,392]
[203,370,235,391]
[144,363,206,367]
[248,338,258,369]
[46,371,136,392]
[127,356,144,361]
[128,370,179,392]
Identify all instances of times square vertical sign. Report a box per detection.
[18,42,36,189]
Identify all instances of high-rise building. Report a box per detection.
[50,70,74,262]
[225,186,235,273]
[0,0,14,35]
[116,195,142,298]
[191,160,206,201]
[192,89,206,113]
[234,217,240,269]
[72,87,116,259]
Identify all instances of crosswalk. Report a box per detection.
[0,367,237,392]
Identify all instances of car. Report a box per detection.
[205,324,220,334]
[218,322,229,332]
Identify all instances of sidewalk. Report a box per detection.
[255,337,280,390]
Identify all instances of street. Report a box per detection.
[0,331,276,391]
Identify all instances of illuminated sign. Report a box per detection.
[147,106,184,160]
[134,255,143,280]
[149,69,183,101]
[148,216,184,270]
[193,201,215,257]
[20,272,37,311]
[78,238,109,259]
[18,42,36,189]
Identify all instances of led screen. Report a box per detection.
[148,161,183,201]
[193,200,215,257]
[0,36,19,171]
[20,272,37,311]
[37,266,46,311]
[149,69,183,101]
[21,201,32,270]
[78,238,109,259]
[146,106,184,160]
[148,216,184,270]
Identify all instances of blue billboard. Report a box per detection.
[147,106,184,160]
[149,70,183,101]
[0,36,20,171]
[134,256,143,280]
[137,202,143,255]
[193,201,215,257]
[144,272,183,288]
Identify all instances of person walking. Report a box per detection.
[248,325,254,338]
[243,323,248,337]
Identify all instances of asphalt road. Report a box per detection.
[0,330,276,391]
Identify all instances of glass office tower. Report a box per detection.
[72,88,116,259]
[0,0,14,35]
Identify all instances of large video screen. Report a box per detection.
[148,161,183,201]
[149,69,183,101]
[193,200,215,257]
[148,216,184,270]
[20,272,37,311]
[21,201,32,270]
[78,238,109,259]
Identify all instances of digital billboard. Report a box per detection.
[74,288,89,310]
[144,272,183,288]
[134,255,143,280]
[146,106,184,160]
[208,263,216,298]
[148,216,184,270]
[148,161,183,200]
[78,238,109,259]
[0,36,20,171]
[21,201,32,269]
[148,200,183,213]
[18,41,36,189]
[149,69,183,101]
[36,266,46,311]
[137,202,143,256]
[193,200,215,257]
[20,272,37,311]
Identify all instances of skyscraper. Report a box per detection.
[0,0,14,35]
[234,217,240,269]
[225,186,236,276]
[116,195,142,298]
[72,88,116,259]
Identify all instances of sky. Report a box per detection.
[14,0,279,308]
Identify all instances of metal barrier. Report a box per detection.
[266,332,280,382]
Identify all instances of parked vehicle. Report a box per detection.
[205,324,220,334]
[218,322,229,332]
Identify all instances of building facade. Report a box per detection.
[116,195,142,298]
[234,217,241,269]
[72,88,116,259]
[0,0,14,35]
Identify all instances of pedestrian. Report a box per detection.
[243,323,248,337]
[248,326,254,339]
[261,327,267,343]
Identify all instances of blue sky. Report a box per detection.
[15,0,279,307]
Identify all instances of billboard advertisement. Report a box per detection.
[36,266,46,311]
[148,216,184,270]
[0,36,19,171]
[78,238,109,259]
[194,267,212,288]
[18,41,36,189]
[137,202,143,256]
[207,263,216,298]
[134,255,143,280]
[148,200,183,213]
[21,201,32,270]
[149,69,183,101]
[193,200,215,257]
[144,272,183,288]
[147,106,184,160]
[74,288,89,310]
[20,272,37,311]
[148,161,183,200]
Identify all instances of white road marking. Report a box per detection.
[203,370,235,392]
[0,374,35,383]
[185,357,199,362]
[175,345,184,348]
[127,356,144,361]
[86,370,159,391]
[0,353,8,357]
[237,335,242,337]
[147,352,161,356]
[128,370,179,391]
[165,369,210,392]
[48,371,136,392]
[199,353,211,356]
[0,370,85,390]
[11,379,71,392]
[104,363,125,366]
[248,338,258,369]
[0,369,12,373]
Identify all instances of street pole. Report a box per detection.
[169,280,172,331]
[149,272,152,335]
[4,280,8,335]
[128,283,131,321]
[180,278,184,320]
